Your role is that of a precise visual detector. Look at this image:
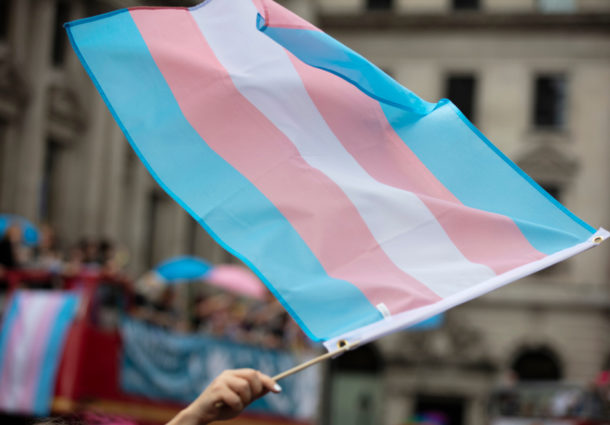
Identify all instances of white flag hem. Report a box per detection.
[323,227,609,352]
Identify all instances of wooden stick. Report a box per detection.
[273,340,357,381]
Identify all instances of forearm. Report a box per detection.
[167,408,210,425]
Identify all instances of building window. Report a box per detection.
[533,74,567,129]
[0,1,10,40]
[537,0,576,13]
[367,0,392,10]
[512,347,562,381]
[452,0,479,11]
[446,74,477,123]
[541,183,562,203]
[52,1,71,67]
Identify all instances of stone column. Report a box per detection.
[569,65,610,285]
[13,0,56,222]
[166,204,189,256]
[0,0,29,210]
[79,91,110,236]
[101,124,126,241]
[10,0,30,65]
[52,142,83,246]
[478,63,529,156]
[384,393,411,425]
[123,160,152,276]
[466,395,486,425]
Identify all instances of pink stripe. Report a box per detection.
[17,293,64,410]
[288,55,546,273]
[252,0,321,31]
[130,9,441,314]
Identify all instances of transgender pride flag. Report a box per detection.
[66,0,607,351]
[0,291,80,415]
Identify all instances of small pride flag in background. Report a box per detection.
[65,0,607,351]
[0,291,80,415]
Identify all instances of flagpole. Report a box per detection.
[273,339,358,381]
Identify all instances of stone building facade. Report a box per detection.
[1,1,609,424]
[0,0,233,275]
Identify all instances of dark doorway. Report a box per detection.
[452,0,480,10]
[512,346,562,381]
[367,0,392,10]
[414,395,465,425]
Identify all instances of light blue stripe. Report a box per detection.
[65,11,382,341]
[258,17,435,116]
[32,294,80,415]
[258,24,594,254]
[382,101,594,253]
[0,292,22,384]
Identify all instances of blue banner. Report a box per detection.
[120,318,319,419]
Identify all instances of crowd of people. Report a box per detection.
[0,218,311,352]
[131,273,311,351]
[0,222,121,279]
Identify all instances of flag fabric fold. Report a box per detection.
[65,0,607,350]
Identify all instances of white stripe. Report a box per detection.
[190,0,495,298]
[323,229,610,351]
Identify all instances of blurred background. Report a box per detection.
[0,0,609,424]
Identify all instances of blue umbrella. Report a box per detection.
[0,214,39,246]
[154,256,213,283]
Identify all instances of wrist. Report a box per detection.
[168,407,209,425]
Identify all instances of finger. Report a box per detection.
[232,369,281,394]
[232,369,259,380]
[226,376,253,405]
[231,369,263,397]
[249,373,263,397]
[258,371,282,393]
[219,389,243,411]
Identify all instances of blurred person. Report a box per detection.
[283,319,310,351]
[223,300,250,341]
[252,297,287,349]
[80,238,102,270]
[131,270,165,322]
[151,286,179,329]
[195,292,234,335]
[0,222,25,276]
[63,243,85,276]
[99,239,120,275]
[30,224,63,273]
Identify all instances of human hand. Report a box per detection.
[167,369,281,425]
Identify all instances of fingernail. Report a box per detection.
[273,383,282,392]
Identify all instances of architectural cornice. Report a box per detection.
[318,12,610,33]
[47,82,87,143]
[0,48,29,119]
